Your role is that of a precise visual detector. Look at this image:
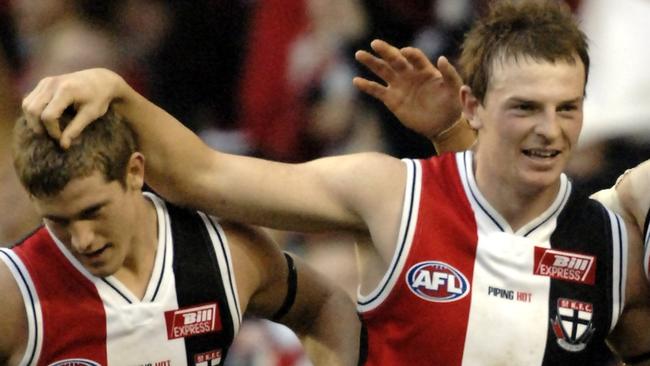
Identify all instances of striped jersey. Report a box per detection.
[0,193,242,366]
[357,151,627,366]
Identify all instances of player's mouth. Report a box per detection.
[85,244,111,260]
[522,148,560,159]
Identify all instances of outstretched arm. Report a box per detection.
[224,222,360,366]
[22,69,406,254]
[353,39,475,153]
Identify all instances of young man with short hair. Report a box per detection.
[0,108,359,365]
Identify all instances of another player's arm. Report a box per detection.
[23,70,406,248]
[224,222,360,366]
[0,260,28,366]
[607,219,650,365]
[615,160,650,233]
[352,39,475,154]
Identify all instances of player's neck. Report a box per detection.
[114,196,159,299]
[475,167,562,233]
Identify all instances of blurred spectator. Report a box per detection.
[10,0,119,92]
[225,319,310,366]
[142,0,249,133]
[0,47,40,245]
[239,0,379,162]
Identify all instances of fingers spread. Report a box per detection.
[355,50,395,83]
[40,86,77,140]
[437,56,463,87]
[400,47,435,73]
[352,77,387,101]
[370,39,409,74]
[21,78,54,134]
[60,106,105,149]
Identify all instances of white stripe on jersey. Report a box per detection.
[457,151,563,365]
[606,209,627,331]
[0,248,44,366]
[357,158,421,313]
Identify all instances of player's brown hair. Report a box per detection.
[13,107,138,198]
[459,0,589,103]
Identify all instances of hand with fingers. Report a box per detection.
[22,68,124,149]
[353,39,464,140]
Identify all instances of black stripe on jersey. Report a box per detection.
[541,193,618,365]
[205,217,241,322]
[462,151,505,231]
[167,203,235,366]
[0,250,39,365]
[357,312,368,366]
[358,159,418,306]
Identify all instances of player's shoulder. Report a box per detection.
[0,250,28,364]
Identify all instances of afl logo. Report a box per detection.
[49,359,101,366]
[406,261,470,303]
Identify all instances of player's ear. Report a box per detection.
[460,86,482,130]
[125,152,145,191]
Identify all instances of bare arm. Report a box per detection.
[607,219,650,363]
[22,70,406,251]
[615,161,650,234]
[353,39,475,154]
[0,259,28,365]
[224,222,360,366]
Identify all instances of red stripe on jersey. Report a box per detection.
[361,153,478,365]
[14,227,108,365]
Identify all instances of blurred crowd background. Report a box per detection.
[0,0,648,364]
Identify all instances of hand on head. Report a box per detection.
[21,68,119,149]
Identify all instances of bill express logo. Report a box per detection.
[165,303,221,340]
[534,247,596,285]
[406,261,470,302]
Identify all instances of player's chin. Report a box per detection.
[83,259,120,278]
[519,168,564,192]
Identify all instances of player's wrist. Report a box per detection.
[432,116,476,154]
[432,116,469,143]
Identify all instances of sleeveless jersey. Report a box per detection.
[357,151,627,366]
[0,193,242,366]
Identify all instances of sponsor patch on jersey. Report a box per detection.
[551,298,595,352]
[165,303,221,340]
[533,247,596,285]
[406,261,470,303]
[194,349,222,366]
[49,359,101,366]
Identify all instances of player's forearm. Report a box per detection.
[297,288,360,366]
[109,78,222,207]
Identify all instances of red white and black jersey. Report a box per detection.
[357,151,627,366]
[0,193,241,366]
